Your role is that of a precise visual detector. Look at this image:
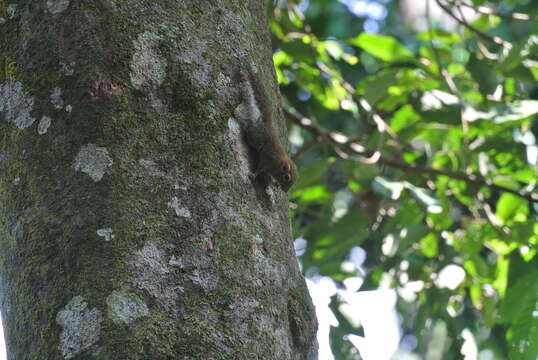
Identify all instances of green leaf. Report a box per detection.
[486,239,517,255]
[293,185,332,202]
[499,259,537,323]
[362,71,398,105]
[499,259,538,360]
[391,104,421,133]
[279,40,315,64]
[507,317,538,360]
[495,193,528,223]
[421,106,461,126]
[503,64,537,82]
[417,29,461,45]
[348,33,413,62]
[270,20,285,40]
[469,14,501,33]
[332,210,369,246]
[293,158,335,190]
[467,55,498,95]
[342,162,380,183]
[419,233,438,258]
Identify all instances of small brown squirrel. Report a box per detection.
[235,66,296,192]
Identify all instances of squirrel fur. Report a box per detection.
[235,66,296,192]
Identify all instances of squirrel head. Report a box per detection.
[276,159,297,192]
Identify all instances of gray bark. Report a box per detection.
[0,0,317,359]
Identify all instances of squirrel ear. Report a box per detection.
[282,162,290,172]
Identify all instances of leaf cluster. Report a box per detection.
[272,0,538,359]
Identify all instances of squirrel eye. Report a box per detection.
[282,174,291,182]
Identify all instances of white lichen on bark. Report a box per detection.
[56,296,103,359]
[128,243,183,307]
[167,196,191,218]
[73,144,113,182]
[46,0,70,14]
[130,32,167,91]
[96,228,114,241]
[0,79,36,129]
[168,255,184,267]
[106,291,148,325]
[50,87,64,109]
[37,116,52,135]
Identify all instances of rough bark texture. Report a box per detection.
[0,1,317,359]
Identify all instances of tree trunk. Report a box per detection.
[0,1,317,359]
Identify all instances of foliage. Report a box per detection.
[271,0,538,359]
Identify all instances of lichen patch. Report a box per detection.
[106,291,148,325]
[274,327,292,359]
[139,158,166,177]
[130,243,169,276]
[72,144,113,182]
[169,255,183,267]
[254,252,285,287]
[174,36,207,65]
[128,242,185,313]
[167,196,191,217]
[227,117,240,136]
[37,116,52,135]
[96,228,114,241]
[130,32,167,91]
[0,79,36,129]
[6,4,17,19]
[56,296,103,359]
[190,268,218,290]
[47,0,70,14]
[50,87,64,109]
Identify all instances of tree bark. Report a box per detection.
[0,1,317,359]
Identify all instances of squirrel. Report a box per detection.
[234,66,297,192]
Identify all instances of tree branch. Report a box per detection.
[285,108,538,202]
[435,0,512,48]
[448,0,538,22]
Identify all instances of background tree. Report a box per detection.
[272,0,538,359]
[0,0,316,358]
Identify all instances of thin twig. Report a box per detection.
[292,137,321,161]
[449,0,538,22]
[427,1,460,95]
[317,60,399,140]
[288,18,399,143]
[284,108,381,163]
[380,157,537,202]
[285,108,538,202]
[435,0,512,48]
[427,0,469,158]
